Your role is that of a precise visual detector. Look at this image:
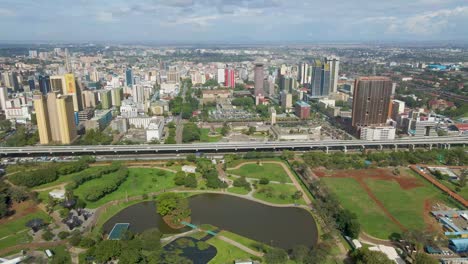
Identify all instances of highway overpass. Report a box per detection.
[0,136,467,157]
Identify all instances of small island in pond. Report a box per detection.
[156,193,191,229]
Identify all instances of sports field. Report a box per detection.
[320,168,458,239]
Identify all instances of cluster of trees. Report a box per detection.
[351,248,394,264]
[196,158,228,189]
[5,126,39,147]
[182,122,200,143]
[78,129,113,145]
[82,167,129,202]
[165,122,176,144]
[303,148,467,169]
[156,193,191,226]
[68,162,121,189]
[309,181,361,238]
[9,160,90,188]
[0,180,31,218]
[174,172,198,188]
[289,242,334,264]
[232,97,254,109]
[84,228,166,263]
[233,176,251,191]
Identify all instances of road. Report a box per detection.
[0,136,466,156]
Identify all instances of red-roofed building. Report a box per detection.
[428,99,455,111]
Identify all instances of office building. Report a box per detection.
[77,108,95,122]
[298,62,310,84]
[56,95,77,144]
[38,75,51,95]
[391,99,405,121]
[82,90,98,108]
[111,87,123,107]
[125,68,133,87]
[98,90,112,109]
[146,118,165,142]
[63,73,83,112]
[50,75,66,93]
[254,63,264,96]
[295,101,311,119]
[351,76,393,128]
[34,92,77,144]
[224,68,235,88]
[33,94,51,144]
[310,59,331,97]
[280,91,292,109]
[84,109,112,131]
[217,68,225,84]
[360,126,396,141]
[0,87,7,111]
[28,77,35,91]
[327,57,340,94]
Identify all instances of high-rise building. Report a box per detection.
[33,94,51,144]
[326,57,340,94]
[63,73,83,112]
[38,75,51,95]
[351,76,393,128]
[254,63,264,96]
[28,77,35,91]
[280,91,292,109]
[224,68,235,88]
[217,68,225,84]
[112,87,123,107]
[56,95,77,144]
[11,72,20,91]
[34,92,77,144]
[310,59,331,97]
[0,87,7,111]
[50,75,66,93]
[99,90,112,109]
[298,62,310,84]
[82,90,98,108]
[125,68,133,87]
[295,101,311,119]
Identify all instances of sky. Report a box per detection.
[1,0,468,43]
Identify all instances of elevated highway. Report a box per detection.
[0,136,467,157]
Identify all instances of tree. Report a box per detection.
[94,240,122,262]
[220,122,230,136]
[182,123,201,143]
[459,169,467,188]
[264,248,288,264]
[291,245,309,263]
[140,228,162,251]
[184,174,198,188]
[281,150,294,160]
[292,191,302,201]
[0,194,9,218]
[9,186,29,202]
[414,253,438,264]
[186,154,196,162]
[174,171,186,186]
[259,178,270,185]
[0,120,12,132]
[352,248,393,264]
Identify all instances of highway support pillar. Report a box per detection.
[325,146,329,154]
[447,144,451,150]
[429,144,432,150]
[379,145,383,151]
[394,144,398,151]
[343,146,347,153]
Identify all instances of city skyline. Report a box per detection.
[0,0,468,43]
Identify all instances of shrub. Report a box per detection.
[42,230,54,241]
[83,167,129,202]
[259,178,269,185]
[58,231,70,239]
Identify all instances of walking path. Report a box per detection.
[217,235,264,257]
[227,161,312,205]
[161,229,199,244]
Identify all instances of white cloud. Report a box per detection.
[0,8,15,17]
[96,11,115,22]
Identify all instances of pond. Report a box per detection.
[103,193,318,250]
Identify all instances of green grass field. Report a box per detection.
[0,210,51,250]
[200,128,222,143]
[74,168,176,208]
[321,177,402,239]
[322,169,462,239]
[253,183,304,205]
[229,163,291,183]
[207,236,258,264]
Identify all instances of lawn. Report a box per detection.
[227,187,250,195]
[74,168,176,208]
[218,230,270,253]
[207,236,259,264]
[0,210,51,250]
[229,163,291,183]
[200,128,223,143]
[321,177,402,239]
[253,183,305,205]
[365,179,433,231]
